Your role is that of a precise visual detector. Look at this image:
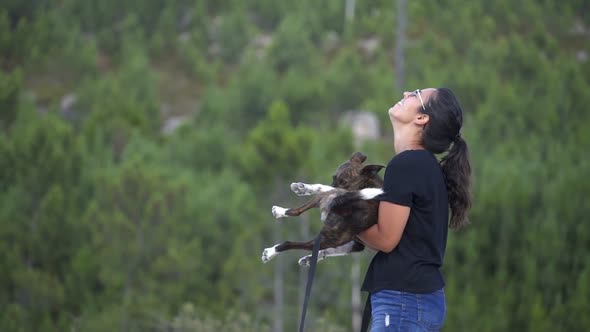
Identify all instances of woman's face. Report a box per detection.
[388,88,436,125]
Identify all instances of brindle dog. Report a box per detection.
[261,152,385,266]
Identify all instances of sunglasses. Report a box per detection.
[411,89,426,111]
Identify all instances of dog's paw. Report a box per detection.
[298,252,325,267]
[291,182,313,196]
[272,206,288,218]
[262,246,278,263]
[298,255,312,267]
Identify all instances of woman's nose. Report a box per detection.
[402,91,410,98]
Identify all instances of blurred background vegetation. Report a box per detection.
[1,0,589,331]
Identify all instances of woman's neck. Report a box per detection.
[393,129,424,154]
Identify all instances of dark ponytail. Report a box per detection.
[440,136,471,229]
[421,88,472,229]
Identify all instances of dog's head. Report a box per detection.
[330,152,385,190]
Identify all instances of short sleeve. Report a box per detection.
[378,152,419,207]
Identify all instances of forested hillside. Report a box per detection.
[1,1,589,331]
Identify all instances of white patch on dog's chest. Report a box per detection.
[359,188,383,200]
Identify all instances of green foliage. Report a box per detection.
[82,159,204,321]
[0,111,83,332]
[161,303,271,332]
[217,9,258,63]
[1,1,589,331]
[77,44,160,160]
[324,46,377,112]
[276,62,329,122]
[0,67,22,130]
[199,56,278,131]
[268,15,315,72]
[236,100,313,186]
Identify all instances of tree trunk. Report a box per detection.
[298,213,311,320]
[345,0,356,23]
[395,0,407,92]
[351,254,362,331]
[273,221,284,332]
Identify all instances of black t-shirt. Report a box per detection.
[361,149,449,294]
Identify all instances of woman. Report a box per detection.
[357,88,472,331]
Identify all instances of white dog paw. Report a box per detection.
[272,206,288,218]
[298,252,325,267]
[298,255,312,267]
[291,182,313,196]
[262,246,278,263]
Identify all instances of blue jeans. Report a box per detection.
[369,288,446,332]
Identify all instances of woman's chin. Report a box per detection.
[388,106,397,117]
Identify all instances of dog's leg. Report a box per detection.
[272,196,322,219]
[298,240,365,267]
[262,238,325,263]
[290,182,334,196]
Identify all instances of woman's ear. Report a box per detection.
[415,114,429,125]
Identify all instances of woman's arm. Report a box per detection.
[357,201,410,253]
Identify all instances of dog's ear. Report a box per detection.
[361,164,385,176]
[350,152,367,163]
